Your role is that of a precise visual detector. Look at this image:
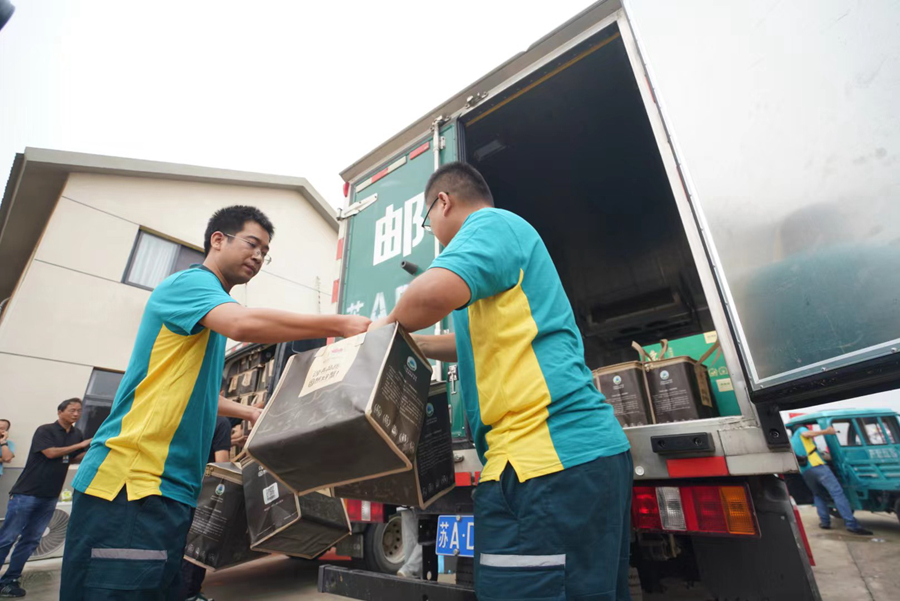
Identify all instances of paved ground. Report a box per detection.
[13,506,900,600]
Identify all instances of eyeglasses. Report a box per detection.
[421,193,442,232]
[224,233,272,265]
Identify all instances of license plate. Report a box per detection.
[435,515,475,557]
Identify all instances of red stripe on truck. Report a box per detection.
[370,166,390,185]
[455,472,472,487]
[331,280,339,304]
[336,238,344,260]
[409,141,430,160]
[666,456,729,478]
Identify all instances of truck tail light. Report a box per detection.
[344,499,385,523]
[682,485,727,533]
[633,484,758,537]
[343,182,350,198]
[719,486,756,535]
[633,486,662,530]
[656,487,686,531]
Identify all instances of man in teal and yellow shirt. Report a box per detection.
[61,205,370,600]
[370,163,632,600]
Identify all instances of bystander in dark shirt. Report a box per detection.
[208,417,232,463]
[10,423,84,498]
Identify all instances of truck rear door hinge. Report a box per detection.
[338,193,378,221]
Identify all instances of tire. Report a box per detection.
[363,513,405,574]
[894,498,900,526]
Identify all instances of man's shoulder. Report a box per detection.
[153,267,216,294]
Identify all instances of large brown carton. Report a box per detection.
[242,460,351,558]
[334,384,455,509]
[183,463,266,571]
[592,361,654,427]
[245,323,432,496]
[634,340,718,423]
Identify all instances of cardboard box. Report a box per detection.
[183,463,265,571]
[257,360,275,392]
[592,362,655,427]
[636,341,717,423]
[236,369,259,395]
[246,323,432,496]
[226,374,240,396]
[242,461,350,558]
[642,332,740,417]
[334,385,455,509]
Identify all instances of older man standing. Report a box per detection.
[0,399,89,598]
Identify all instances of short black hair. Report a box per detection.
[58,398,83,412]
[0,419,9,429]
[204,205,275,256]
[425,162,494,206]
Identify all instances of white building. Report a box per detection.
[0,148,338,501]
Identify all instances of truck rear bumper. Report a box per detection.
[318,565,475,601]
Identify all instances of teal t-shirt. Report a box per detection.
[429,208,629,483]
[0,440,15,477]
[73,266,237,507]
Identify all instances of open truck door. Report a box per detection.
[622,0,900,411]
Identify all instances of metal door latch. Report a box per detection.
[448,364,459,395]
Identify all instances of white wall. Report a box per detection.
[0,172,336,469]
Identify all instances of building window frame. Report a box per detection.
[122,229,204,291]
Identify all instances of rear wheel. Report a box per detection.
[363,513,405,574]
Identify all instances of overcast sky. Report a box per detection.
[0,0,596,208]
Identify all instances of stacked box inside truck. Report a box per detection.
[222,346,278,458]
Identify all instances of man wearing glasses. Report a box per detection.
[370,163,632,600]
[60,205,370,600]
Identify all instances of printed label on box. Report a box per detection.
[704,331,718,344]
[300,334,364,397]
[263,483,278,504]
[716,378,734,392]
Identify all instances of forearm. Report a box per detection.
[72,452,87,464]
[0,448,12,463]
[803,431,830,439]
[218,396,257,422]
[42,444,85,459]
[413,334,458,362]
[234,309,352,343]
